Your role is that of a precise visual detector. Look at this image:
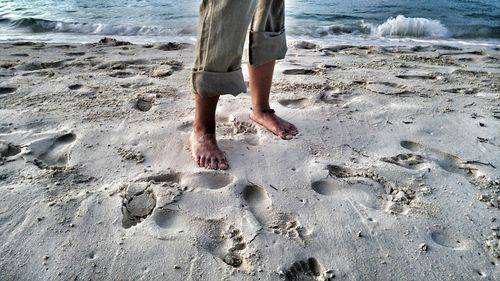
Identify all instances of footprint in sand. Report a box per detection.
[181,172,234,190]
[68,84,97,98]
[380,153,430,170]
[311,178,384,211]
[278,98,310,109]
[399,140,499,207]
[395,73,442,81]
[15,60,66,71]
[280,257,334,281]
[430,230,468,250]
[320,164,419,214]
[400,140,498,188]
[27,133,77,169]
[220,225,248,268]
[195,221,255,271]
[10,53,30,57]
[282,68,320,75]
[0,141,21,158]
[121,182,157,228]
[242,184,309,241]
[109,71,136,78]
[68,84,83,90]
[134,94,156,112]
[0,86,17,95]
[317,88,356,106]
[152,207,189,234]
[365,81,413,96]
[65,52,86,57]
[231,119,262,146]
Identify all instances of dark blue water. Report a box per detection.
[0,0,499,45]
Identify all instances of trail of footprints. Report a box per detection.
[312,163,419,215]
[383,140,500,208]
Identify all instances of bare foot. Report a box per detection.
[190,132,229,170]
[250,109,298,140]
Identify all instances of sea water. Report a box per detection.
[0,0,498,47]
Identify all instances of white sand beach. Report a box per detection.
[0,38,499,280]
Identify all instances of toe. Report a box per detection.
[199,156,206,168]
[279,130,293,140]
[218,155,229,170]
[209,157,218,170]
[288,124,298,135]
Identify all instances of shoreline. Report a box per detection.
[0,38,499,280]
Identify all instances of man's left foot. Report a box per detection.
[250,109,298,140]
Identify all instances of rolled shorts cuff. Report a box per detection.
[192,69,247,97]
[249,29,288,66]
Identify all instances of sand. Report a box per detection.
[0,37,499,280]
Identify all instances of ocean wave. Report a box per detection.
[295,15,450,39]
[372,15,449,38]
[0,16,193,36]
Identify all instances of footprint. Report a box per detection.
[28,133,77,169]
[400,140,499,208]
[430,231,467,250]
[152,207,187,231]
[280,257,334,281]
[16,60,65,71]
[278,98,310,109]
[380,153,429,170]
[121,182,156,228]
[181,172,234,190]
[141,171,181,184]
[109,71,135,78]
[311,177,384,210]
[243,184,272,211]
[242,184,309,241]
[0,86,17,95]
[68,84,83,90]
[219,117,261,146]
[325,164,416,214]
[442,88,478,95]
[135,94,156,112]
[395,73,439,80]
[66,52,86,56]
[400,140,497,187]
[282,68,319,75]
[0,141,21,157]
[149,66,173,78]
[365,81,413,96]
[221,225,247,268]
[318,89,350,105]
[10,53,29,57]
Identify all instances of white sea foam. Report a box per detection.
[372,15,449,38]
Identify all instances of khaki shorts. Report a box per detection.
[191,0,287,97]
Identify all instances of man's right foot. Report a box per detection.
[190,132,229,170]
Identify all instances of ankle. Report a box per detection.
[251,107,275,117]
[193,121,216,136]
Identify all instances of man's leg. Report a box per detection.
[190,0,258,170]
[248,60,298,140]
[191,94,228,170]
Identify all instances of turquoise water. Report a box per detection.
[0,0,499,46]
